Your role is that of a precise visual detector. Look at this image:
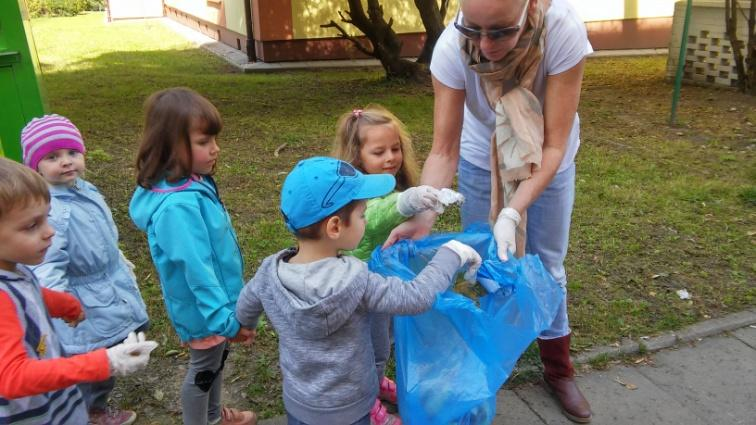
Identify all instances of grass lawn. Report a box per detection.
[29,12,755,421]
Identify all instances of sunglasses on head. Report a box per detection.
[454,0,529,41]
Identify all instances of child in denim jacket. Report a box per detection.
[22,114,150,425]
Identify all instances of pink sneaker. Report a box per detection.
[88,408,136,425]
[379,376,398,404]
[370,399,401,425]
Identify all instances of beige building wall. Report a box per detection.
[164,0,222,24]
[573,0,676,22]
[292,0,677,39]
[160,0,680,61]
[667,1,752,87]
[224,0,247,35]
[292,0,459,39]
[108,0,163,20]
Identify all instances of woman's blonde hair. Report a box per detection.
[136,87,222,188]
[331,104,419,191]
[0,158,50,220]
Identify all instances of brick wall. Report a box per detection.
[667,1,752,87]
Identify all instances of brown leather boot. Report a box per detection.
[538,334,592,423]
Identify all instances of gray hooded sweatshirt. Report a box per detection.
[235,246,462,424]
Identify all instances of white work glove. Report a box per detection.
[396,186,443,217]
[493,207,521,261]
[441,240,482,283]
[437,188,465,208]
[106,332,159,377]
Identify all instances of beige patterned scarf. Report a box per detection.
[461,0,549,258]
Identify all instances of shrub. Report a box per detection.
[26,0,105,18]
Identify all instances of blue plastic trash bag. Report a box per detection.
[368,227,564,425]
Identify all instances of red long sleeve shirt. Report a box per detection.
[0,288,110,399]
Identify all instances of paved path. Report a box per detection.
[493,325,755,424]
[261,310,756,425]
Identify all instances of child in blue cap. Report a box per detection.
[236,157,481,425]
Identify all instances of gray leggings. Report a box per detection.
[181,341,229,425]
[78,377,115,411]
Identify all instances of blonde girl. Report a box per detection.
[332,104,455,423]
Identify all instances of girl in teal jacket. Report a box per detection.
[129,88,256,425]
[332,105,460,421]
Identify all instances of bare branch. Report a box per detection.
[337,10,353,25]
[320,20,375,56]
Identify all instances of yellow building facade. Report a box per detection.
[160,0,678,62]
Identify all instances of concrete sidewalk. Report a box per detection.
[260,309,756,424]
[494,324,755,424]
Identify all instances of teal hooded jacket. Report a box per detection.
[129,176,243,342]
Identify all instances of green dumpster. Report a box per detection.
[0,0,46,162]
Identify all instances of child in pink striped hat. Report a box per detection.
[21,114,150,425]
[21,114,86,186]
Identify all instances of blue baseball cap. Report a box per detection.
[281,157,395,232]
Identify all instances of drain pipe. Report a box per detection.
[243,0,257,62]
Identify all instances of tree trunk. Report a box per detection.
[725,0,755,93]
[748,0,756,94]
[414,0,450,64]
[322,0,426,80]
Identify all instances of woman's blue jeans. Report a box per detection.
[457,157,574,339]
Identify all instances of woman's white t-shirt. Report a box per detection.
[430,0,593,172]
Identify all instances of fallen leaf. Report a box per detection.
[615,376,638,390]
[273,143,287,157]
[153,389,164,401]
[164,349,180,357]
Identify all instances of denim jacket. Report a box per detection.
[32,178,149,354]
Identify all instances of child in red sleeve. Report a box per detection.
[0,157,158,424]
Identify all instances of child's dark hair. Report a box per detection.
[136,87,222,188]
[294,201,360,240]
[0,158,50,220]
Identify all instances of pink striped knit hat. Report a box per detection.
[21,114,86,170]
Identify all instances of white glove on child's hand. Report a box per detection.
[493,207,521,261]
[396,186,443,217]
[106,332,159,377]
[437,188,465,208]
[441,240,482,283]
